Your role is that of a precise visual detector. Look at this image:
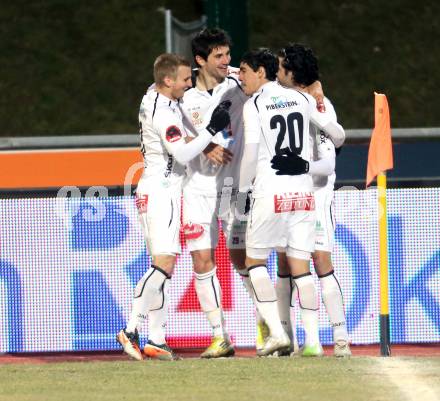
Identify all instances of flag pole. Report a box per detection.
[378,171,391,356]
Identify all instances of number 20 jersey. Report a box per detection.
[244,81,316,197]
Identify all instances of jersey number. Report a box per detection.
[270,112,304,155]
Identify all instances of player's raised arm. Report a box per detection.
[158,101,231,165]
[309,97,345,148]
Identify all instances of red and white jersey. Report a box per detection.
[243,81,317,197]
[310,97,337,191]
[136,89,188,193]
[180,71,248,196]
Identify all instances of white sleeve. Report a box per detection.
[309,97,345,148]
[155,110,212,165]
[308,156,335,176]
[243,100,261,144]
[239,143,259,192]
[171,131,213,164]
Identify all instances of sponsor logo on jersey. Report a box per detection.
[266,96,298,110]
[182,223,204,240]
[274,192,315,213]
[135,194,148,214]
[320,130,329,144]
[166,125,182,142]
[164,153,173,177]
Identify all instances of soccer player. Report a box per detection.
[180,29,326,357]
[116,53,231,361]
[273,43,351,357]
[237,48,345,356]
[179,28,248,358]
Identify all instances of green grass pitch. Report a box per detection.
[1,356,439,401]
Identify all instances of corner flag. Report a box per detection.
[366,93,393,187]
[366,92,394,356]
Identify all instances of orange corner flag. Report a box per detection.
[366,92,394,187]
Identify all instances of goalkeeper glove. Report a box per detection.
[206,100,232,136]
[271,150,309,175]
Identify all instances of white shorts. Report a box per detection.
[246,193,316,260]
[182,189,246,251]
[314,188,335,252]
[136,191,181,256]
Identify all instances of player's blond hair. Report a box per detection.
[154,53,191,86]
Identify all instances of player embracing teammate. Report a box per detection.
[237,48,346,356]
[117,30,350,360]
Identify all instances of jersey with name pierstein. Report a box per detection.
[244,81,319,198]
[180,71,248,197]
[311,96,337,192]
[136,89,188,194]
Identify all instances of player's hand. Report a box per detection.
[206,100,232,136]
[305,80,325,112]
[203,143,233,165]
[236,191,252,216]
[271,150,309,175]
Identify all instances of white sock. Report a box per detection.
[238,269,263,323]
[148,278,170,345]
[290,277,299,349]
[276,274,293,342]
[126,266,169,334]
[320,271,349,342]
[248,265,285,338]
[294,274,320,347]
[195,267,224,338]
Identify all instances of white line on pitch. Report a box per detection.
[377,357,439,401]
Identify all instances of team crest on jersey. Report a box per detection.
[135,194,149,213]
[166,125,182,142]
[274,192,315,213]
[191,111,203,126]
[182,223,204,240]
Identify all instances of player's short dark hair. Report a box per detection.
[153,53,190,86]
[191,28,232,67]
[240,48,278,81]
[278,44,319,86]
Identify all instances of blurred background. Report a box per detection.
[1,0,440,136]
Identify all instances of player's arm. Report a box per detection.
[180,102,233,165]
[309,100,345,148]
[270,151,334,176]
[304,80,324,109]
[237,101,260,215]
[238,101,261,192]
[272,128,336,176]
[159,102,231,165]
[184,137,233,165]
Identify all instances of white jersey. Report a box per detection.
[311,97,337,191]
[136,89,188,193]
[243,81,317,197]
[180,72,248,196]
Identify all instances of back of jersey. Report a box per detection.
[248,81,314,197]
